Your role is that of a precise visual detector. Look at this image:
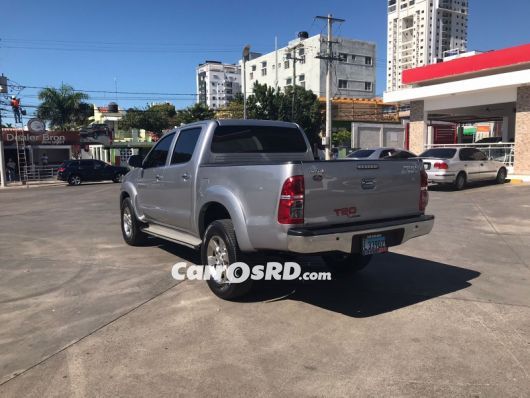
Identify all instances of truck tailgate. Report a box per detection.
[301,160,423,226]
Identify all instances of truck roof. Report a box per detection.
[180,119,300,129]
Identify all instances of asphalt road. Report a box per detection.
[0,182,529,397]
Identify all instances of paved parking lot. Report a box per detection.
[0,182,529,397]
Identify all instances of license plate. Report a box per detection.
[362,234,388,255]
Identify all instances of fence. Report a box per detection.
[424,143,515,168]
[21,165,62,182]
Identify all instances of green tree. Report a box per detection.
[332,129,352,147]
[119,103,177,134]
[37,84,92,130]
[175,103,215,125]
[243,82,323,145]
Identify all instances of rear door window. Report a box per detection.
[211,125,307,153]
[80,160,94,168]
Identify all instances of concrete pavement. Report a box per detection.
[0,182,529,397]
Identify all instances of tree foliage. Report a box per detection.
[119,103,177,135]
[119,102,215,135]
[220,82,323,145]
[37,84,93,130]
[332,129,352,147]
[175,103,215,125]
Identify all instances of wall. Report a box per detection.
[514,86,530,174]
[352,122,405,149]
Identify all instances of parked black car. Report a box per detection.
[57,160,129,185]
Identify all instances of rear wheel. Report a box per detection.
[121,197,147,246]
[201,219,253,300]
[496,168,507,184]
[68,175,82,186]
[454,172,467,191]
[322,253,373,275]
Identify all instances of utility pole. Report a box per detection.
[242,45,251,119]
[316,14,345,160]
[287,43,305,122]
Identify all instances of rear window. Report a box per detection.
[211,125,307,153]
[420,148,457,159]
[347,150,375,158]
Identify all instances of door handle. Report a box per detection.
[182,173,191,181]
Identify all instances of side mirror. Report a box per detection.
[128,155,144,168]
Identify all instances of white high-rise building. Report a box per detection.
[387,0,468,92]
[196,61,241,109]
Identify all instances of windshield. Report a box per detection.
[347,149,375,158]
[420,148,457,159]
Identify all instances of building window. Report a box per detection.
[284,60,290,69]
[365,82,372,91]
[286,77,292,85]
[299,74,305,82]
[261,68,267,76]
[365,56,373,65]
[250,72,254,80]
[338,79,348,89]
[339,53,348,62]
[251,65,256,71]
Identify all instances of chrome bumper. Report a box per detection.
[287,215,435,254]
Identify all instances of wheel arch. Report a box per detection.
[197,188,253,252]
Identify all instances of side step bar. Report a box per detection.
[142,224,202,249]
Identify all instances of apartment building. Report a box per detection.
[243,33,376,99]
[196,61,241,109]
[387,0,469,91]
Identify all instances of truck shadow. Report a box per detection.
[153,239,480,318]
[245,253,480,318]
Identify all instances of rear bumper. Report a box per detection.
[287,215,435,254]
[426,172,456,184]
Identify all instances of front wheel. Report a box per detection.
[113,173,124,183]
[121,197,147,246]
[496,168,507,184]
[201,219,253,300]
[322,253,373,275]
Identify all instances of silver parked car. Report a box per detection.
[419,147,508,190]
[347,147,417,160]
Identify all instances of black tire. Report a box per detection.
[322,252,373,275]
[496,168,507,184]
[121,197,147,246]
[201,219,253,300]
[68,174,82,186]
[113,173,124,183]
[453,172,467,191]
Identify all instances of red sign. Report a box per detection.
[1,129,80,145]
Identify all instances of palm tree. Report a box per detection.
[37,84,92,130]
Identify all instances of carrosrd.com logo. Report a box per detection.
[171,262,331,283]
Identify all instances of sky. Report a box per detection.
[1,0,530,123]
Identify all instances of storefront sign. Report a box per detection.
[1,130,80,145]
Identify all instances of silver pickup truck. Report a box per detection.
[120,120,434,299]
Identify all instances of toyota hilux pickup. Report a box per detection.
[120,120,434,299]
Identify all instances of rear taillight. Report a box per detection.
[57,167,65,173]
[419,169,429,212]
[278,175,305,224]
[434,162,449,170]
